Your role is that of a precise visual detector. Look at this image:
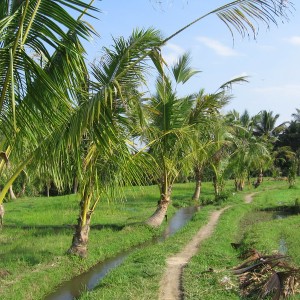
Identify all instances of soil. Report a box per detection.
[159,193,256,300]
[244,192,257,204]
[158,207,229,300]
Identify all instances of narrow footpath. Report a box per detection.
[159,192,256,300]
[158,206,229,300]
[244,192,256,204]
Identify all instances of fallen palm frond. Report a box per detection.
[232,249,300,299]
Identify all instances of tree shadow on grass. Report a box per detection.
[1,222,145,237]
[260,205,300,217]
[0,246,53,267]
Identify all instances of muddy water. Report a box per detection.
[44,206,199,300]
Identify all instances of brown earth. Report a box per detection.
[158,207,229,300]
[244,192,257,204]
[159,192,256,300]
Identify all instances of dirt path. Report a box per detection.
[158,207,229,300]
[244,192,257,204]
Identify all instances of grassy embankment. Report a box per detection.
[79,180,300,300]
[1,179,299,300]
[183,180,300,299]
[0,182,216,300]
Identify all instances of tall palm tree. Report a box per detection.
[142,53,199,227]
[38,28,164,257]
[0,0,96,205]
[143,54,231,226]
[226,119,271,190]
[253,110,286,140]
[292,108,300,123]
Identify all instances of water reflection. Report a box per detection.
[45,206,199,300]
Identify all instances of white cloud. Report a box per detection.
[196,36,241,56]
[162,43,185,65]
[286,36,300,46]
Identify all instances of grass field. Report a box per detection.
[1,179,300,300]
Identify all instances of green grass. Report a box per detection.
[0,181,214,300]
[79,205,215,300]
[241,185,300,265]
[183,179,300,299]
[1,179,300,300]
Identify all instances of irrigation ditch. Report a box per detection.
[45,206,200,300]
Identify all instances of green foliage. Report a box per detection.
[288,160,297,188]
[215,190,231,203]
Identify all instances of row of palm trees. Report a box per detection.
[0,0,294,257]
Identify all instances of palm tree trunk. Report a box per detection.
[46,184,50,197]
[73,177,78,194]
[192,166,202,201]
[146,182,172,227]
[213,175,219,196]
[68,188,93,257]
[239,179,245,191]
[234,178,239,192]
[255,171,263,188]
[0,204,4,228]
[17,181,26,197]
[9,185,16,199]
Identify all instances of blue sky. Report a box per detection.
[82,0,300,124]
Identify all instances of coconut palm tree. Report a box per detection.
[37,28,164,257]
[190,76,249,201]
[226,119,271,190]
[141,53,199,227]
[253,110,286,140]
[142,54,232,226]
[0,0,292,204]
[0,0,96,205]
[189,93,229,202]
[292,108,300,123]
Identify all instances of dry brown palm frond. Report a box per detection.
[233,249,262,271]
[260,271,281,300]
[233,249,300,299]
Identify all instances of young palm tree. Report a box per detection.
[189,92,230,201]
[190,76,248,201]
[41,28,164,257]
[226,120,271,190]
[253,110,286,140]
[141,53,199,227]
[143,54,231,226]
[292,108,300,123]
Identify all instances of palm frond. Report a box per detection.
[164,0,293,43]
[171,52,201,84]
